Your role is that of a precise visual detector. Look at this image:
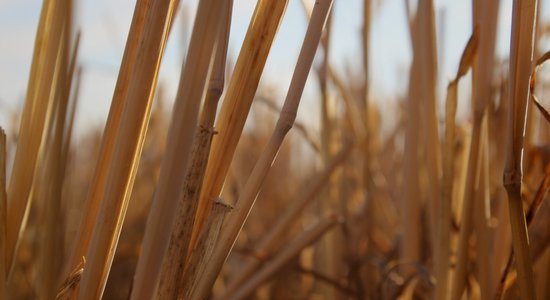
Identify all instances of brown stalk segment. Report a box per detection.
[77,0,179,298]
[435,28,478,300]
[6,0,65,276]
[64,0,150,280]
[180,201,232,299]
[503,0,538,299]
[402,19,422,270]
[256,96,321,153]
[436,81,458,300]
[221,144,352,296]
[0,129,6,299]
[470,5,499,298]
[226,215,342,300]
[131,0,229,298]
[192,0,289,244]
[474,121,493,300]
[156,127,221,298]
[416,0,440,247]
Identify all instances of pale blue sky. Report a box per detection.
[0,0,547,138]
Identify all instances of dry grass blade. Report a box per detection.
[77,0,179,297]
[455,26,479,79]
[222,144,352,296]
[193,0,289,243]
[6,0,65,276]
[436,27,478,300]
[64,0,151,280]
[226,215,342,300]
[502,0,538,299]
[131,1,229,298]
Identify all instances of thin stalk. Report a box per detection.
[474,118,493,300]
[402,25,422,271]
[64,0,150,279]
[77,0,178,297]
[39,5,78,297]
[471,3,499,299]
[131,1,229,298]
[256,96,320,153]
[502,1,538,299]
[6,0,65,276]
[193,0,289,244]
[417,0,440,248]
[225,215,341,300]
[451,115,484,300]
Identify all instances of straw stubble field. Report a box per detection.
[1,0,550,299]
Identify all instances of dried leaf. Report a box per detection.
[456,25,480,79]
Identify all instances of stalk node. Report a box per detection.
[503,170,522,188]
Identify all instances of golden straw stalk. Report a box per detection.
[77,0,178,297]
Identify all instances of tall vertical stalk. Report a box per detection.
[77,0,179,297]
[64,0,151,279]
[503,1,538,299]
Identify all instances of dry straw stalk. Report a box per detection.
[77,0,179,297]
[64,0,151,279]
[502,0,538,299]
